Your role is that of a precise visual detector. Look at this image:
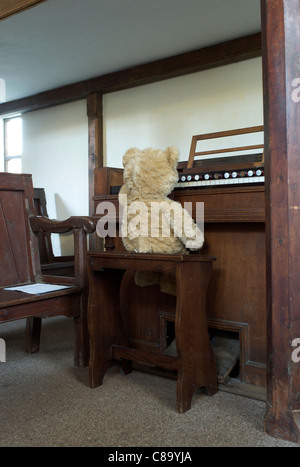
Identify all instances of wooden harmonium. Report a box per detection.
[176,125,264,190]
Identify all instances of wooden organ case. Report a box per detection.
[93,127,266,399]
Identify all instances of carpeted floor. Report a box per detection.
[0,316,298,448]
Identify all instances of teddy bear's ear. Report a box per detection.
[165,146,179,168]
[123,147,139,167]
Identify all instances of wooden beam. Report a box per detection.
[87,92,103,204]
[0,32,261,116]
[261,0,300,443]
[87,93,103,249]
[87,93,103,169]
[0,0,47,20]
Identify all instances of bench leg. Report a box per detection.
[175,261,217,413]
[88,268,127,387]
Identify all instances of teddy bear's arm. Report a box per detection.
[162,201,204,251]
[118,185,128,206]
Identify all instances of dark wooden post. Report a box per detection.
[261,0,300,443]
[87,93,103,250]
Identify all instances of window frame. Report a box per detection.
[3,115,22,173]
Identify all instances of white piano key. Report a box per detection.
[175,174,265,189]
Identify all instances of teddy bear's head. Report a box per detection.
[122,146,179,200]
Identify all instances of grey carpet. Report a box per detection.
[0,316,298,448]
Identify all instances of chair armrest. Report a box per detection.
[30,216,96,234]
[31,216,97,287]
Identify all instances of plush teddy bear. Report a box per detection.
[118,146,204,295]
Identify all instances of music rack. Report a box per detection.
[176,126,264,189]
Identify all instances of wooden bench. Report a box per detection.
[88,251,217,412]
[0,173,95,367]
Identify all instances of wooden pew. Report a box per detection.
[0,173,95,367]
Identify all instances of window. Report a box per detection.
[3,116,22,173]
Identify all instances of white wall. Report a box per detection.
[104,57,263,167]
[22,100,88,255]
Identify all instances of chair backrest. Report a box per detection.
[33,187,54,264]
[0,173,40,287]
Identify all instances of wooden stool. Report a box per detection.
[87,251,217,413]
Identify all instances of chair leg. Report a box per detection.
[26,317,42,353]
[73,311,90,367]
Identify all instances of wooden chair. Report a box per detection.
[88,251,218,413]
[0,173,95,367]
[33,187,74,276]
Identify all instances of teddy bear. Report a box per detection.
[118,145,204,295]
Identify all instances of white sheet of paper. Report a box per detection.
[4,283,73,294]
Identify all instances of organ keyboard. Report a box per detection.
[176,167,264,189]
